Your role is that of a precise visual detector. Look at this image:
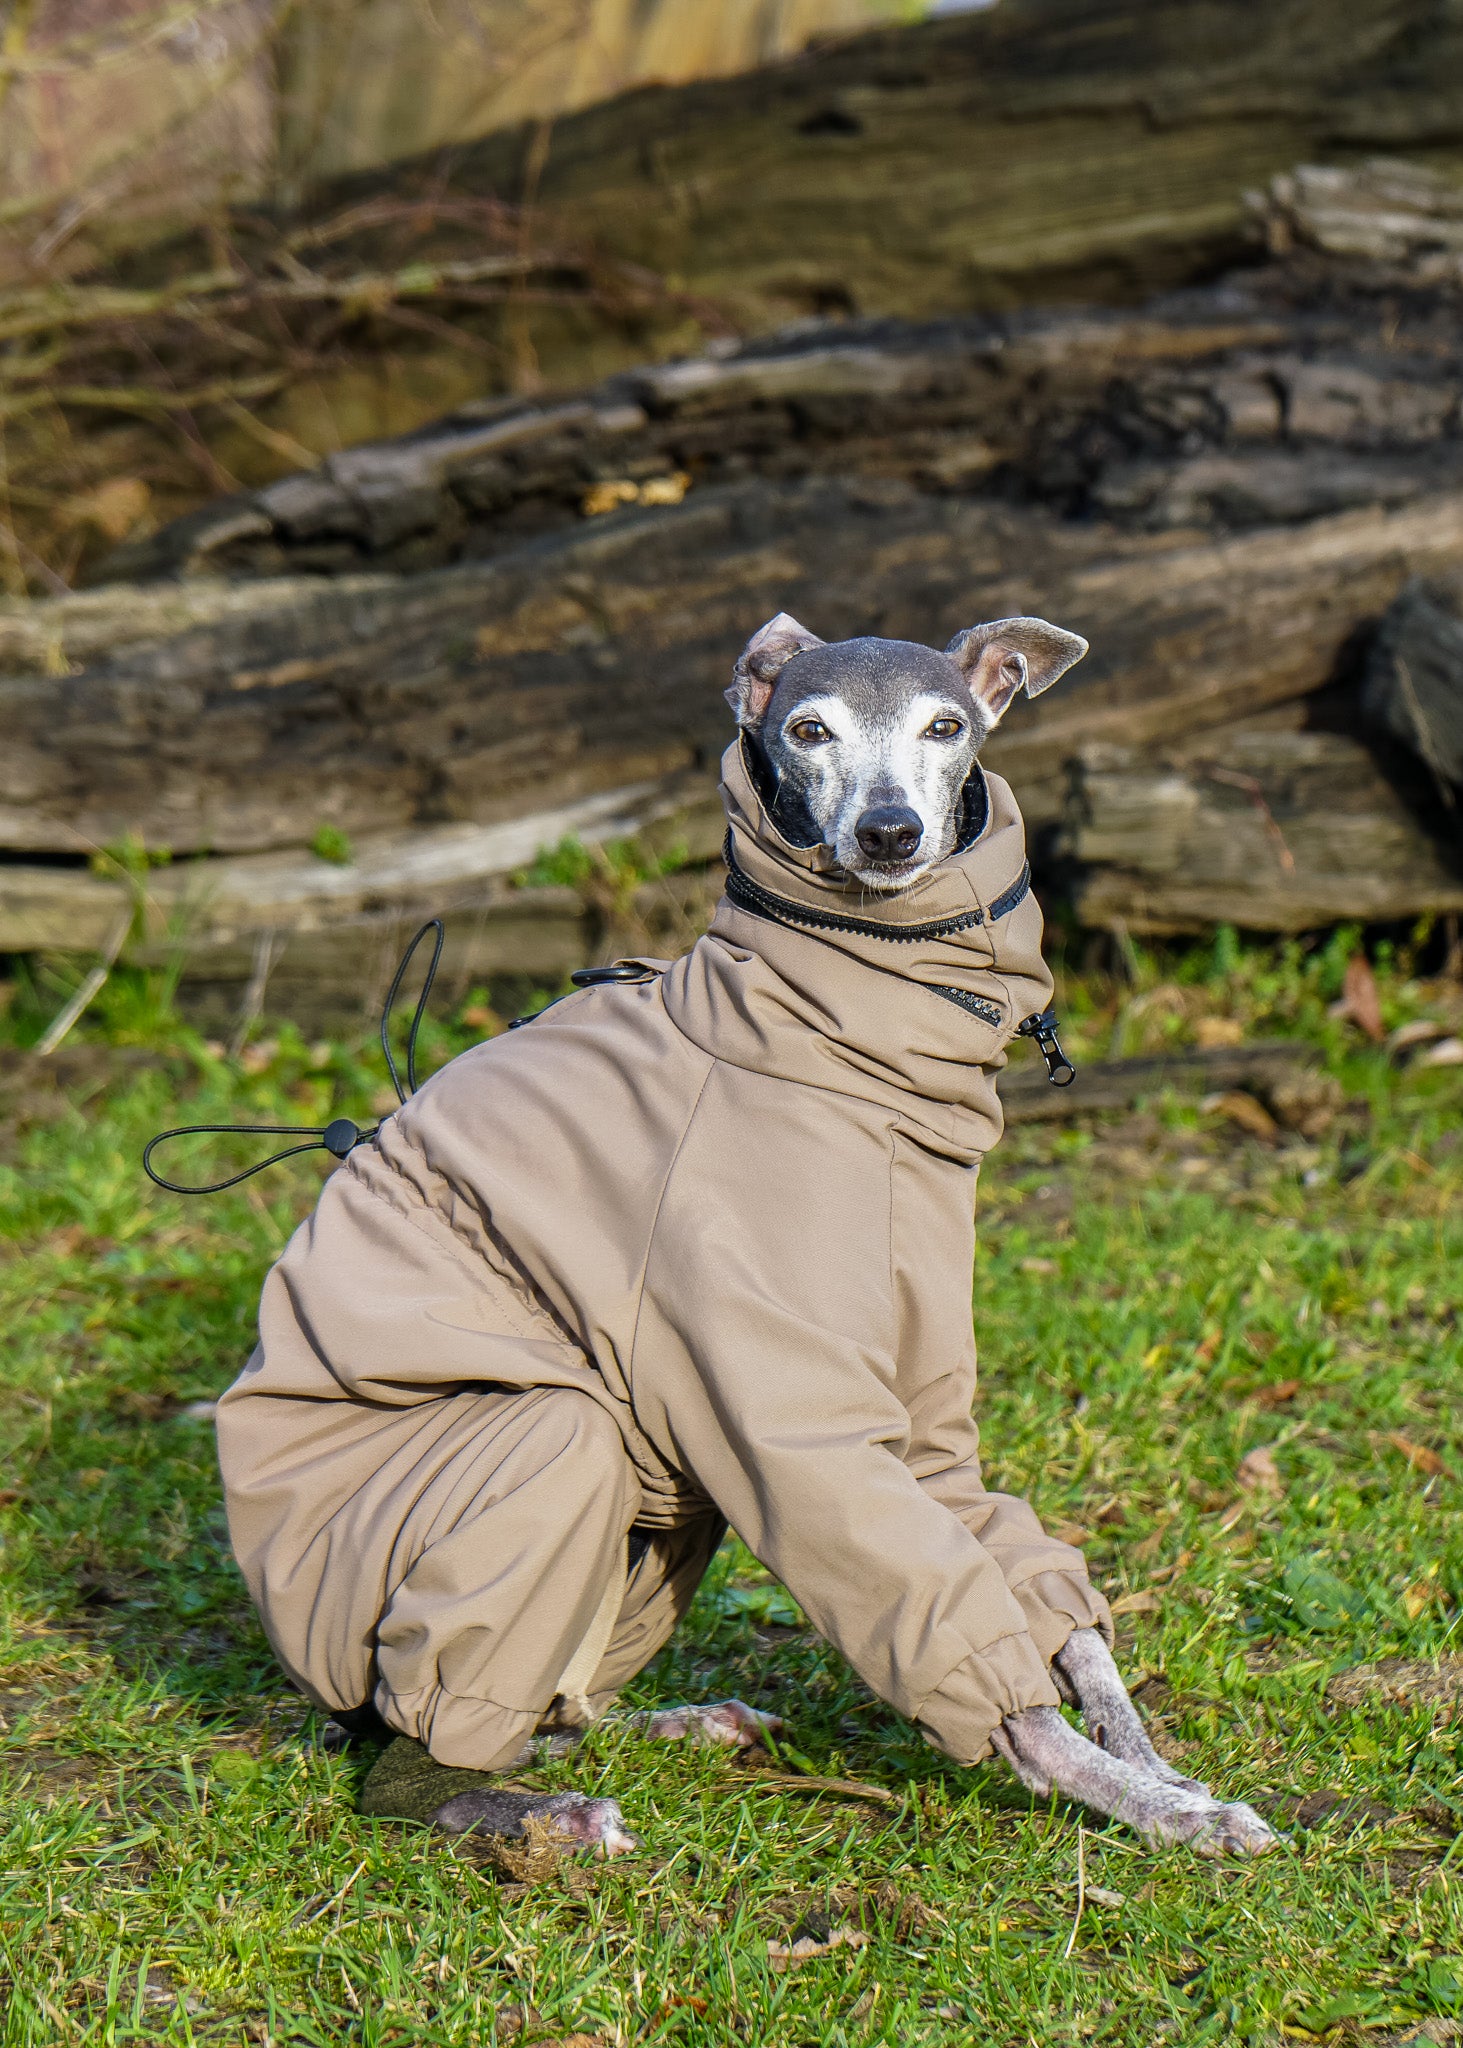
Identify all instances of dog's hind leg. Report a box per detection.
[1054,1627,1210,1794]
[628,1700,781,1748]
[991,1706,1280,1857]
[360,1736,638,1855]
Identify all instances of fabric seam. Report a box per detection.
[625,1060,718,1395]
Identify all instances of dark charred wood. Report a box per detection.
[1365,577,1463,796]
[6,183,1463,964]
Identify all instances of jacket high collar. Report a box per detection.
[658,739,1055,1152]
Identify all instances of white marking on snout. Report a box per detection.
[779,691,974,889]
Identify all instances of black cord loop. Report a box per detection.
[142,920,445,1195]
[381,918,444,1103]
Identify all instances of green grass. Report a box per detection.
[1,941,1461,2046]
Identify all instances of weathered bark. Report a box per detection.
[317,0,1463,323]
[6,217,1463,983]
[1065,721,1463,935]
[8,481,1463,872]
[8,0,1463,592]
[1364,577,1463,796]
[7,241,1463,857]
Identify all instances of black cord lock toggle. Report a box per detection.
[570,961,658,987]
[1017,1007,1077,1087]
[143,919,444,1196]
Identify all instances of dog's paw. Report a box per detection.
[431,1787,638,1856]
[636,1699,782,1749]
[1123,1787,1282,1858]
[1183,1799,1282,1858]
[538,1793,639,1858]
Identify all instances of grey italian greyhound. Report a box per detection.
[714,612,1278,1858]
[355,615,1280,1863]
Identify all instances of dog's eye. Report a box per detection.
[924,717,965,740]
[789,718,832,745]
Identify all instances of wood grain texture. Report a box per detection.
[389,0,1463,319]
[7,209,1463,967]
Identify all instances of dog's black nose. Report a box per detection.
[854,806,923,862]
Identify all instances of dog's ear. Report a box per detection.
[726,613,825,728]
[945,617,1088,730]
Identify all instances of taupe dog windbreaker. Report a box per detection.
[218,739,1110,1771]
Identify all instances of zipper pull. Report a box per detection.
[1017,1007,1076,1087]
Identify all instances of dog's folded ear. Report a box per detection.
[945,617,1089,730]
[726,613,825,727]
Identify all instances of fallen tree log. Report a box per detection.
[8,481,1463,869]
[8,237,1463,856]
[1065,723,1463,936]
[1364,576,1463,798]
[5,214,1463,988]
[9,0,1463,593]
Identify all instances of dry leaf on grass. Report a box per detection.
[1019,1256,1058,1274]
[767,1927,870,1968]
[1193,1017,1245,1048]
[1108,1589,1161,1618]
[1253,1379,1302,1409]
[1388,1434,1453,1479]
[1236,1445,1285,1497]
[1084,1884,1127,1909]
[1388,1018,1448,1055]
[1402,1580,1448,1621]
[494,2005,545,2042]
[1336,952,1386,1042]
[1419,1036,1463,1067]
[1054,1522,1091,1547]
[753,1773,899,1806]
[1201,1090,1280,1142]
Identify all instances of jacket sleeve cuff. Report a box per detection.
[1010,1568,1114,1665]
[913,1626,1062,1765]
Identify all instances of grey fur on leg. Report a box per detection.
[992,1705,1280,1857]
[1055,1627,1210,1795]
[432,1787,637,1856]
[631,1699,782,1748]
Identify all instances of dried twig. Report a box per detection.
[749,1772,900,1806]
[34,907,131,1057]
[1199,765,1297,873]
[1063,1827,1087,1960]
[228,929,279,1057]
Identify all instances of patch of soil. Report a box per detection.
[0,1749,109,1803]
[1284,1788,1400,1830]
[1327,1658,1463,1713]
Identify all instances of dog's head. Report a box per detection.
[726,614,1088,890]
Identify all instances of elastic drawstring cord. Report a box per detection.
[142,919,444,1195]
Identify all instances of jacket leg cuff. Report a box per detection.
[1011,1568,1115,1665]
[914,1626,1062,1765]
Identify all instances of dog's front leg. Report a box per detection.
[1054,1627,1209,1793]
[990,1705,1279,1857]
